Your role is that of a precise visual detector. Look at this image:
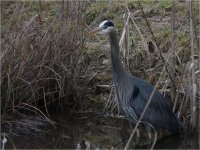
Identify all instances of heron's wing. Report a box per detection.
[129,76,178,130]
[130,76,172,112]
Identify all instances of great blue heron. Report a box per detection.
[88,20,184,134]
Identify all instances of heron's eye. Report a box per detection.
[102,26,107,29]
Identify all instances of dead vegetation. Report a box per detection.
[1,0,199,146]
[1,1,93,121]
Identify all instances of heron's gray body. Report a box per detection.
[88,20,184,134]
[109,29,183,134]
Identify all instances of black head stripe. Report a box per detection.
[104,21,114,27]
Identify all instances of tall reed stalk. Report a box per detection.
[188,0,197,130]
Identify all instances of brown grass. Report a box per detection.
[1,1,90,119]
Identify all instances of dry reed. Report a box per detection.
[1,1,90,121]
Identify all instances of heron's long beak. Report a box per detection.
[87,27,102,37]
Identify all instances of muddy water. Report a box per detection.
[4,112,199,149]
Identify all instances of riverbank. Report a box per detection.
[1,1,199,148]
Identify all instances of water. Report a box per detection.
[3,112,199,149]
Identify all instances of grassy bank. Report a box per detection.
[1,0,199,137]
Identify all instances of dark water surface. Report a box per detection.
[4,112,199,149]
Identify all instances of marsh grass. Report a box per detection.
[1,1,91,121]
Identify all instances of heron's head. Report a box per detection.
[87,20,114,36]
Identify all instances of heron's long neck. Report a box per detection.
[109,30,128,82]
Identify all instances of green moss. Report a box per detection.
[161,29,171,39]
[158,0,171,9]
[140,0,171,10]
[176,31,189,46]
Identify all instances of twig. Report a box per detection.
[142,121,158,149]
[124,13,130,67]
[96,85,112,88]
[42,87,50,119]
[2,133,7,150]
[192,0,200,70]
[61,0,65,21]
[4,134,16,150]
[137,1,176,91]
[119,13,130,48]
[119,14,131,71]
[105,87,114,108]
[22,103,56,128]
[126,6,150,56]
[189,0,197,130]
[38,0,43,25]
[136,1,161,55]
[87,72,97,84]
[177,92,186,118]
[170,0,177,112]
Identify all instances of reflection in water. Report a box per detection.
[136,133,199,149]
[3,112,199,149]
[76,140,91,150]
